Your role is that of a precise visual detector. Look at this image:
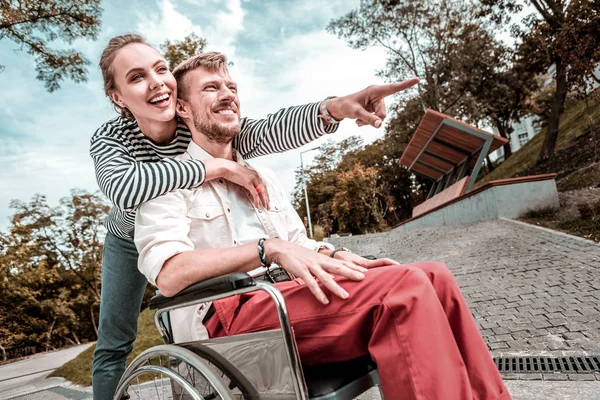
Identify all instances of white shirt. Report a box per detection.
[135,140,332,341]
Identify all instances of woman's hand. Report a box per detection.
[203,159,270,209]
[265,239,369,305]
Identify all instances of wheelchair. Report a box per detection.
[114,260,384,400]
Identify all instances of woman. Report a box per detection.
[90,33,342,400]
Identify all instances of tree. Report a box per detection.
[293,135,419,234]
[161,33,207,70]
[0,0,102,92]
[472,50,540,159]
[0,190,109,358]
[332,164,388,234]
[338,139,417,226]
[481,0,600,160]
[328,0,535,163]
[293,138,364,233]
[329,0,506,120]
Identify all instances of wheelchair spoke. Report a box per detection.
[115,345,239,400]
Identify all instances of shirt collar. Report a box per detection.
[186,140,247,167]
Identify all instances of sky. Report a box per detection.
[0,0,399,229]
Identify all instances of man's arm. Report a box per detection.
[135,191,264,296]
[135,190,367,303]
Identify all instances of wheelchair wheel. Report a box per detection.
[114,345,236,400]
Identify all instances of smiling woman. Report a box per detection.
[89,33,341,400]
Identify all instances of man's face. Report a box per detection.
[180,67,241,144]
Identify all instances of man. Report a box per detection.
[135,52,511,399]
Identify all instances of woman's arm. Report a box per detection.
[90,132,206,212]
[235,102,338,159]
[89,120,269,212]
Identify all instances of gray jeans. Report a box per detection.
[92,232,147,400]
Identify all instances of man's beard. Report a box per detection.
[192,112,241,144]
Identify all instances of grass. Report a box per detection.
[476,94,600,187]
[557,162,600,191]
[49,308,163,387]
[522,200,600,243]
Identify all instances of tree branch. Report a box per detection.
[530,0,556,26]
[0,10,76,30]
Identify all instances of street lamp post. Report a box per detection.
[300,146,321,238]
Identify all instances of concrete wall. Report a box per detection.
[395,179,559,232]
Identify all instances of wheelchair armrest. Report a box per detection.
[149,272,255,310]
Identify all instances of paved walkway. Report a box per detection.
[329,218,600,356]
[0,344,94,400]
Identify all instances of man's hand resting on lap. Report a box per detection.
[264,239,368,305]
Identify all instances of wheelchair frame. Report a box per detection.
[115,272,382,400]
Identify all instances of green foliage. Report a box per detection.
[328,0,538,164]
[477,91,600,186]
[0,0,103,92]
[294,137,418,235]
[161,33,207,70]
[332,164,388,233]
[523,206,558,220]
[329,0,509,119]
[0,190,109,360]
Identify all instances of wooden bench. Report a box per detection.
[412,177,470,217]
[399,109,510,217]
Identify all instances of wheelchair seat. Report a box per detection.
[303,355,379,399]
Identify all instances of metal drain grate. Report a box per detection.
[494,356,600,373]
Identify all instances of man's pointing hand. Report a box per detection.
[325,77,420,128]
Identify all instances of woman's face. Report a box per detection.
[110,43,177,123]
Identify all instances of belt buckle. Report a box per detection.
[264,266,291,283]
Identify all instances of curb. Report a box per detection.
[500,218,600,247]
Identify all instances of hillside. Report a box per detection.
[476,92,600,242]
[477,92,599,190]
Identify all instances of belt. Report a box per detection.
[201,266,292,324]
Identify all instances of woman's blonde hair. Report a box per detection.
[99,33,150,120]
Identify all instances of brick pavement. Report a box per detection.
[327,218,600,355]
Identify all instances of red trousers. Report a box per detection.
[206,262,511,400]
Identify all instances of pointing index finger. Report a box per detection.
[371,77,420,98]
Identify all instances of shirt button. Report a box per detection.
[227,208,231,212]
[233,240,237,245]
[205,212,210,218]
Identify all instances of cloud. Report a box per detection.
[136,0,245,58]
[202,0,245,57]
[234,28,390,197]
[137,0,203,45]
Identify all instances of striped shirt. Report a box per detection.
[90,101,338,239]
